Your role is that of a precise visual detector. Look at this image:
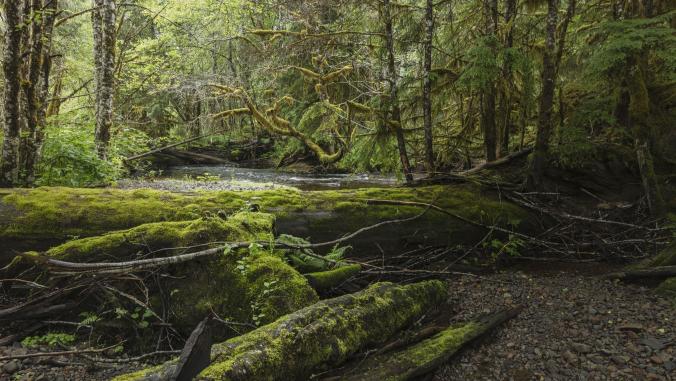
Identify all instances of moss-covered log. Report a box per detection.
[114,280,447,381]
[335,307,522,381]
[0,184,531,254]
[32,211,318,333]
[305,264,361,293]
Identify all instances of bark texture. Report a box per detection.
[528,0,559,189]
[422,0,435,174]
[1,0,24,186]
[383,0,413,183]
[92,0,117,160]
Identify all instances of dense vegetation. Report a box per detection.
[0,1,674,380]
[0,0,673,192]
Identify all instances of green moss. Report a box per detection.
[116,281,446,381]
[1,184,529,248]
[46,213,275,262]
[341,322,480,381]
[0,186,303,240]
[656,277,676,300]
[43,211,317,335]
[637,242,676,269]
[198,280,446,380]
[305,264,361,292]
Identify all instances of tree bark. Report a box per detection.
[383,0,414,183]
[498,0,517,157]
[0,0,24,186]
[528,0,559,190]
[92,0,117,160]
[422,0,435,175]
[481,0,498,162]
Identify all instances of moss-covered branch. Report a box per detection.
[337,307,523,380]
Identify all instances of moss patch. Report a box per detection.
[44,211,317,334]
[114,281,446,381]
[656,277,676,301]
[305,264,361,293]
[1,184,529,247]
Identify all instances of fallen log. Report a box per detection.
[334,306,523,381]
[604,265,676,280]
[0,184,531,255]
[13,212,318,334]
[114,280,447,381]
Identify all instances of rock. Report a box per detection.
[563,350,578,363]
[649,354,664,365]
[571,342,593,354]
[641,336,666,351]
[2,359,21,374]
[611,355,630,366]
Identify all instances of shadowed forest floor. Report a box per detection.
[2,265,673,381]
[437,267,675,381]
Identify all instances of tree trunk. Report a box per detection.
[19,0,58,185]
[528,0,559,190]
[92,0,117,160]
[498,0,517,157]
[422,0,435,175]
[383,0,413,183]
[481,0,498,163]
[114,281,447,381]
[0,1,24,186]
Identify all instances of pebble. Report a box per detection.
[2,359,21,374]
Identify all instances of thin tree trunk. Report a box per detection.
[0,1,25,186]
[528,0,559,189]
[383,0,413,183]
[481,0,498,162]
[92,0,116,160]
[422,0,435,176]
[498,0,517,157]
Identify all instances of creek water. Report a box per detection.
[160,164,400,190]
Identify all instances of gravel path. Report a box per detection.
[435,269,675,381]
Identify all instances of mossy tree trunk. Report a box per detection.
[382,0,414,183]
[92,0,117,160]
[0,0,24,186]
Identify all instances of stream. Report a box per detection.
[119,164,400,191]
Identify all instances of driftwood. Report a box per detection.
[334,307,523,381]
[461,147,533,175]
[114,281,447,381]
[124,131,226,162]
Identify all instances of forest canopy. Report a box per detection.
[0,0,672,192]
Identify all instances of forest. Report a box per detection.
[0,0,674,380]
